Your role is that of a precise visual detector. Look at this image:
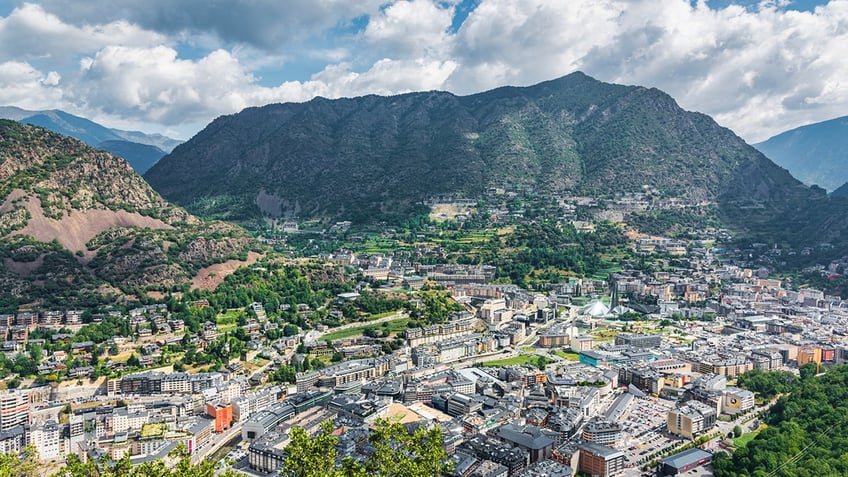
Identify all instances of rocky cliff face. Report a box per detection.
[0,120,257,310]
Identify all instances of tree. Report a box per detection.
[126,353,140,368]
[48,443,239,477]
[280,419,451,477]
[281,421,344,477]
[363,418,453,477]
[799,361,818,380]
[0,445,38,477]
[733,425,742,438]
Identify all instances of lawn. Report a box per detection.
[733,429,761,448]
[321,317,412,342]
[591,329,619,340]
[551,350,580,361]
[367,310,403,320]
[141,423,167,439]
[217,309,246,325]
[481,354,552,368]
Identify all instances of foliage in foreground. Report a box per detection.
[0,420,450,477]
[283,419,452,477]
[0,444,233,477]
[713,365,848,477]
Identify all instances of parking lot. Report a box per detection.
[618,396,679,468]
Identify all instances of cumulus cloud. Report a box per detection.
[364,0,455,57]
[62,44,455,131]
[445,0,848,142]
[70,46,263,124]
[0,61,63,109]
[0,3,164,63]
[311,58,459,97]
[1,0,846,143]
[34,0,384,51]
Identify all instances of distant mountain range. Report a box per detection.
[0,106,182,174]
[754,115,848,192]
[0,120,257,310]
[146,72,848,254]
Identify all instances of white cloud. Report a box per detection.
[446,0,624,92]
[71,46,260,124]
[364,0,455,57]
[1,0,846,144]
[0,3,164,63]
[445,0,848,142]
[0,61,63,109]
[311,58,459,97]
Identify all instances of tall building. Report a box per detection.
[578,442,625,477]
[0,389,29,432]
[205,401,233,433]
[31,420,60,461]
[582,418,623,447]
[667,402,717,439]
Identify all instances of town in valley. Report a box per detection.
[1,192,842,477]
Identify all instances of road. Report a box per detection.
[192,422,243,464]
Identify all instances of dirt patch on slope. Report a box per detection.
[4,254,45,276]
[0,189,26,213]
[9,194,172,252]
[191,251,263,291]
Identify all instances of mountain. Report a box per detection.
[832,182,848,198]
[145,72,848,250]
[0,107,181,174]
[0,120,258,310]
[754,115,848,192]
[97,140,166,175]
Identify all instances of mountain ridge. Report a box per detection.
[0,107,181,174]
[0,120,257,310]
[145,72,848,255]
[754,115,848,191]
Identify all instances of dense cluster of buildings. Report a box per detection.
[8,230,848,477]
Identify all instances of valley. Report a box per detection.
[1,74,847,477]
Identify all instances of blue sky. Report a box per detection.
[0,0,842,142]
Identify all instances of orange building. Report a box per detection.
[797,347,822,370]
[205,402,233,433]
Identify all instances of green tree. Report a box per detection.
[733,425,742,438]
[363,418,453,477]
[282,421,345,477]
[280,419,451,477]
[0,445,38,477]
[799,361,818,380]
[49,443,238,477]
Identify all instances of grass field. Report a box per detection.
[481,354,552,368]
[141,423,167,439]
[551,350,580,361]
[321,317,412,341]
[733,429,761,448]
[591,329,620,340]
